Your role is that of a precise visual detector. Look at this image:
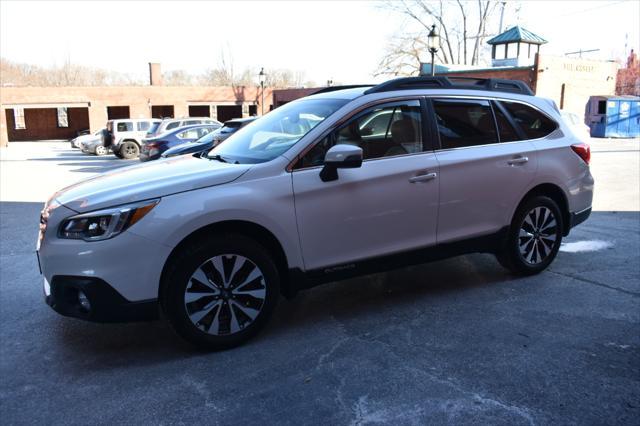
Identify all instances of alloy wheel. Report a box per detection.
[184,254,266,336]
[518,206,558,265]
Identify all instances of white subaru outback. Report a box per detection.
[38,77,594,349]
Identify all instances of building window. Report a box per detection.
[14,108,25,129]
[57,108,69,128]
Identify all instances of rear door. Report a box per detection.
[291,99,440,271]
[431,97,538,243]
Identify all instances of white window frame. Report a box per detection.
[14,108,25,129]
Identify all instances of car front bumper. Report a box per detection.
[44,275,158,322]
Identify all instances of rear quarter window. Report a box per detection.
[500,101,557,140]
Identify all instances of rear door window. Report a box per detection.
[166,122,180,130]
[499,101,558,140]
[493,104,520,142]
[433,99,498,149]
[137,121,151,131]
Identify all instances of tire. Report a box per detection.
[161,234,280,350]
[95,145,107,156]
[114,147,124,159]
[120,141,139,159]
[496,195,564,275]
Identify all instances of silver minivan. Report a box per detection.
[146,117,222,138]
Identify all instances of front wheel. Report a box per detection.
[95,145,108,156]
[497,195,563,275]
[162,234,280,350]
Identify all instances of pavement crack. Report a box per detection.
[548,270,640,297]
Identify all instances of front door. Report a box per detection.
[291,99,440,271]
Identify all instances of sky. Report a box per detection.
[0,0,638,85]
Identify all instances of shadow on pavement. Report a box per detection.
[2,201,638,367]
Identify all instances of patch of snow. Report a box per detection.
[559,240,613,253]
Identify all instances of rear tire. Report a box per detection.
[496,195,563,275]
[120,141,139,159]
[95,145,107,156]
[161,234,280,350]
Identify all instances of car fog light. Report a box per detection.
[78,291,91,312]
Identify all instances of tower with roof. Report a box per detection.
[488,26,547,67]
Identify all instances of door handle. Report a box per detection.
[409,172,437,183]
[507,156,529,166]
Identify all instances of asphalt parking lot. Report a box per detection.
[0,140,639,425]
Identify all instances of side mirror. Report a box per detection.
[319,144,363,182]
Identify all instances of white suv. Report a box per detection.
[106,118,161,159]
[38,77,594,349]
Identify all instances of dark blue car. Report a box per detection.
[139,124,220,162]
[161,117,258,159]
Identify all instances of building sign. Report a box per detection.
[562,63,595,73]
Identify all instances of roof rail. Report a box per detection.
[363,76,534,96]
[312,84,373,95]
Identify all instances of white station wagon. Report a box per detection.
[38,77,593,349]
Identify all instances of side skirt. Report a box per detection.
[287,227,508,295]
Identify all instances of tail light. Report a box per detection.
[571,143,591,165]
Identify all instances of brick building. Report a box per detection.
[419,26,619,118]
[0,63,272,147]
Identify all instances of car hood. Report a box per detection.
[54,155,251,213]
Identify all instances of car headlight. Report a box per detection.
[58,199,159,241]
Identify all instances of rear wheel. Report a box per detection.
[120,141,139,159]
[162,234,280,350]
[95,145,108,156]
[497,195,563,275]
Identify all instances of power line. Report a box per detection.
[557,0,627,18]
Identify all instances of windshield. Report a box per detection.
[207,98,348,164]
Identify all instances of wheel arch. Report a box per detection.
[121,138,141,147]
[515,183,571,235]
[159,220,292,303]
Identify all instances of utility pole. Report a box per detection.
[498,1,506,33]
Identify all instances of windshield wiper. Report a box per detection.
[208,154,228,163]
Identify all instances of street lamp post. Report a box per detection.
[427,24,440,77]
[258,67,266,115]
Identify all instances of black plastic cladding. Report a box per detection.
[363,76,534,96]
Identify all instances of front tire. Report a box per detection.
[497,195,563,275]
[162,234,280,350]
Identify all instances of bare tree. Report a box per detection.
[376,0,501,76]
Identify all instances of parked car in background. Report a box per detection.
[210,117,257,146]
[161,128,221,159]
[561,111,590,141]
[139,124,220,162]
[81,137,111,156]
[146,117,221,138]
[106,118,161,159]
[161,118,257,158]
[70,128,105,149]
[38,77,593,350]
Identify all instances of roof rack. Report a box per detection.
[312,84,373,95]
[363,76,534,96]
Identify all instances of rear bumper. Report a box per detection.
[570,206,591,229]
[45,275,158,322]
